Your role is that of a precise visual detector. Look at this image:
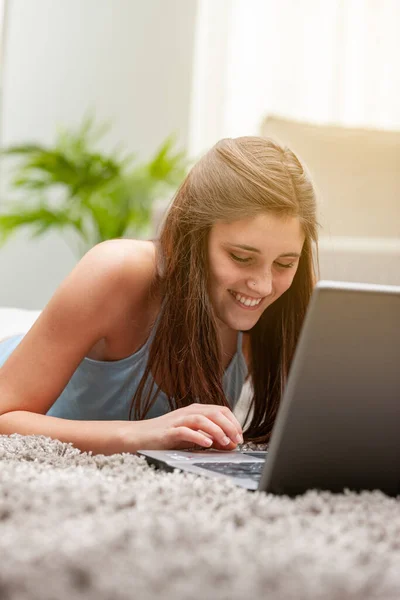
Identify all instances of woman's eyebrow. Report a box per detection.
[228,243,300,258]
[229,243,261,253]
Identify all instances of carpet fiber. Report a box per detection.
[0,434,399,600]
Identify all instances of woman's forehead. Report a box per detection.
[210,214,305,250]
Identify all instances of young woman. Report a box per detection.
[0,136,318,455]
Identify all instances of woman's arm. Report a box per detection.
[0,240,154,453]
[0,411,139,455]
[0,403,243,455]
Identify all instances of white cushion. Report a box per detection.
[261,115,400,239]
[261,116,400,285]
[0,308,41,341]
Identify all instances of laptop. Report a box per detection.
[138,281,400,497]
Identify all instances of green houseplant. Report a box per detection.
[0,115,188,257]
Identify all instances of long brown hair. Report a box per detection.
[129,136,319,443]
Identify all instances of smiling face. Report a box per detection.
[207,213,305,333]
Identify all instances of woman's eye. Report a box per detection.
[229,253,251,263]
[229,252,296,268]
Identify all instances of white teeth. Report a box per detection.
[231,291,261,307]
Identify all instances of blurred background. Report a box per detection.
[0,0,399,309]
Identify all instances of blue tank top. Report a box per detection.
[0,317,248,421]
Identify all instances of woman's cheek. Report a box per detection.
[214,262,234,286]
[279,270,297,293]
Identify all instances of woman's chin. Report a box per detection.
[217,306,260,332]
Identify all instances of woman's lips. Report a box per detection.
[228,290,264,311]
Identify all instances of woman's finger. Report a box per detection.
[208,412,243,444]
[185,404,243,440]
[183,414,236,447]
[169,425,213,448]
[216,407,243,439]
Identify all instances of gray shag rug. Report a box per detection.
[0,434,399,600]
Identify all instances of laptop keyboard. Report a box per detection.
[192,462,264,481]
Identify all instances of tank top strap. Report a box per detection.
[145,302,165,349]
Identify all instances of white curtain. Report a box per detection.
[0,0,8,148]
[188,0,400,156]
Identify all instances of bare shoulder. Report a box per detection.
[82,238,157,283]
[79,237,159,317]
[78,237,154,296]
[80,239,161,354]
[49,238,159,338]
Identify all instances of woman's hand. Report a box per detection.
[124,403,244,452]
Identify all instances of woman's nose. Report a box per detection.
[248,272,273,296]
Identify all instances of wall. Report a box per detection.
[0,0,198,308]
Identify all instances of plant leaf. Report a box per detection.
[0,205,88,245]
[0,114,189,253]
